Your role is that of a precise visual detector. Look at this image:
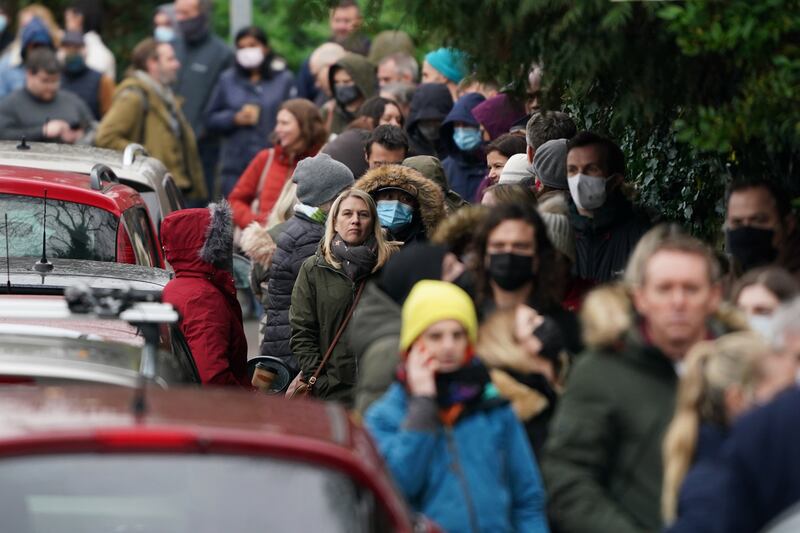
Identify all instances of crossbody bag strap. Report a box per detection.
[307,281,367,390]
[251,148,276,214]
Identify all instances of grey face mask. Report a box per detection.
[335,84,361,106]
[417,122,441,142]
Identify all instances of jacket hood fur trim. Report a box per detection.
[239,221,277,268]
[355,164,445,235]
[200,200,234,269]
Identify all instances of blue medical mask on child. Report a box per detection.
[453,127,482,151]
[377,200,414,231]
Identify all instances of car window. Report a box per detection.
[121,207,160,268]
[0,193,117,261]
[162,174,185,212]
[0,454,391,533]
[168,326,201,383]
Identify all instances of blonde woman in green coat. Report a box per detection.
[290,188,397,406]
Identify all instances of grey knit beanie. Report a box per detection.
[533,138,568,190]
[292,153,354,206]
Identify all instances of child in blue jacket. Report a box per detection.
[365,280,549,533]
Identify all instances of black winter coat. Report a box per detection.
[260,212,325,372]
[570,190,651,284]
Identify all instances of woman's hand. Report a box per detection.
[406,342,438,398]
[234,106,259,126]
[515,304,544,357]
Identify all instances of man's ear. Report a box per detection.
[527,145,534,165]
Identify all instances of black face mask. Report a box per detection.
[417,122,441,143]
[725,226,778,273]
[488,253,534,291]
[334,84,361,106]
[178,13,209,43]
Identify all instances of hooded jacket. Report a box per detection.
[405,83,453,159]
[355,164,445,245]
[161,202,249,387]
[402,155,468,215]
[326,53,377,135]
[541,285,744,533]
[205,61,296,196]
[471,93,527,141]
[440,92,487,201]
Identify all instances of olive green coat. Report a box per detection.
[95,74,207,200]
[289,251,376,406]
[541,285,745,533]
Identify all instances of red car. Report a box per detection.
[0,387,439,533]
[0,163,164,268]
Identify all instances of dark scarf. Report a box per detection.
[397,359,501,425]
[331,233,378,280]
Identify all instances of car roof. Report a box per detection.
[3,258,170,294]
[0,164,144,214]
[0,141,165,193]
[0,387,351,445]
[0,386,414,530]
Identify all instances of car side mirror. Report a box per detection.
[248,356,292,394]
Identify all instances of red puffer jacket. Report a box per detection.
[161,202,250,387]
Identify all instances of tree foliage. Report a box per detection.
[353,0,800,237]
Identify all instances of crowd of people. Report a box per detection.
[0,1,798,532]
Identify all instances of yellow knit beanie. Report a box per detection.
[400,280,478,353]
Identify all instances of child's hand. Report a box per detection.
[407,341,439,398]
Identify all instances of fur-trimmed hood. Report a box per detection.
[238,221,277,269]
[431,204,487,258]
[355,164,445,235]
[162,201,234,275]
[580,283,749,351]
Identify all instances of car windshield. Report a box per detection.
[0,194,118,261]
[0,454,385,533]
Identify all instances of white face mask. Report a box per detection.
[236,47,265,70]
[567,173,607,211]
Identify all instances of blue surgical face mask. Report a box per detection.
[154,26,176,43]
[453,126,482,151]
[377,200,413,231]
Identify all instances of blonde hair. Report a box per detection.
[478,309,538,374]
[266,180,298,230]
[624,224,720,289]
[477,309,568,382]
[321,189,395,273]
[661,332,768,523]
